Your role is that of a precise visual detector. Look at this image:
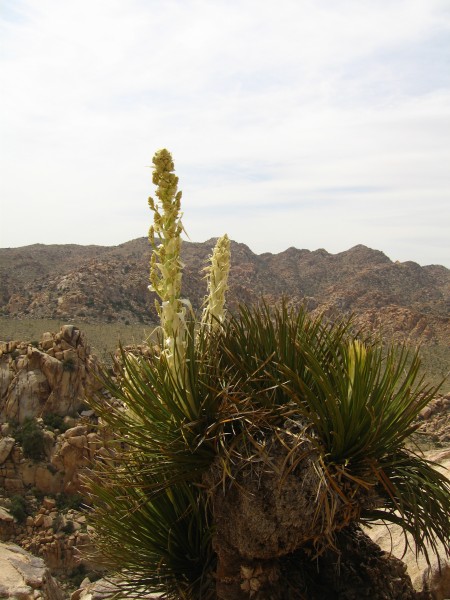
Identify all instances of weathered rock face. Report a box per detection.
[0,541,64,599]
[0,492,103,579]
[0,507,16,541]
[0,496,104,576]
[0,418,106,496]
[0,436,15,463]
[417,395,450,445]
[51,423,106,494]
[0,325,101,423]
[21,500,94,573]
[71,578,162,600]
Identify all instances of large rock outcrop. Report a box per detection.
[0,418,106,496]
[0,325,101,423]
[0,542,64,599]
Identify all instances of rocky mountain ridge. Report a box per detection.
[1,238,449,346]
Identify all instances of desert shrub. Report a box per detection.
[89,305,450,599]
[43,412,70,432]
[15,418,45,460]
[69,565,87,588]
[9,495,27,523]
[31,487,45,502]
[62,520,75,534]
[52,513,64,533]
[56,492,84,511]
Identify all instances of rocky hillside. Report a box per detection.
[0,238,449,345]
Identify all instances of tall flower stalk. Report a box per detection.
[148,149,188,378]
[202,234,231,331]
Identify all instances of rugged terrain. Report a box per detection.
[2,238,449,391]
[1,238,449,345]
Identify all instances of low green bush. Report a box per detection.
[55,492,84,511]
[43,413,70,432]
[14,418,45,460]
[31,487,45,502]
[9,495,27,523]
[62,520,75,534]
[68,565,87,588]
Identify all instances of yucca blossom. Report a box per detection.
[148,149,188,378]
[347,339,367,397]
[202,234,231,331]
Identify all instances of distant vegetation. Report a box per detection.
[0,317,157,365]
[413,344,449,393]
[0,317,448,393]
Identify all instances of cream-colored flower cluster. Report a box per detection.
[347,339,367,397]
[147,148,231,381]
[202,234,231,331]
[148,149,188,375]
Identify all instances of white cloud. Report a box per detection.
[1,0,449,266]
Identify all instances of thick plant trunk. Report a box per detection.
[205,426,350,599]
[213,537,282,600]
[291,525,429,600]
[205,422,422,600]
[213,526,427,599]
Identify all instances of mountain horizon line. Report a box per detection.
[1,237,448,271]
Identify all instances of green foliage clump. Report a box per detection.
[14,418,45,460]
[43,413,70,432]
[31,487,45,502]
[9,494,27,523]
[68,565,87,588]
[55,492,84,511]
[62,520,75,534]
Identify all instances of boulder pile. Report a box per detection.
[0,418,106,496]
[0,325,101,424]
[417,395,450,445]
[0,541,64,599]
[18,497,93,573]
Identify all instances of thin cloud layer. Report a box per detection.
[1,0,449,266]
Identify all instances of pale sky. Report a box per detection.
[1,0,449,267]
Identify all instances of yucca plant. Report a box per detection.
[86,150,450,600]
